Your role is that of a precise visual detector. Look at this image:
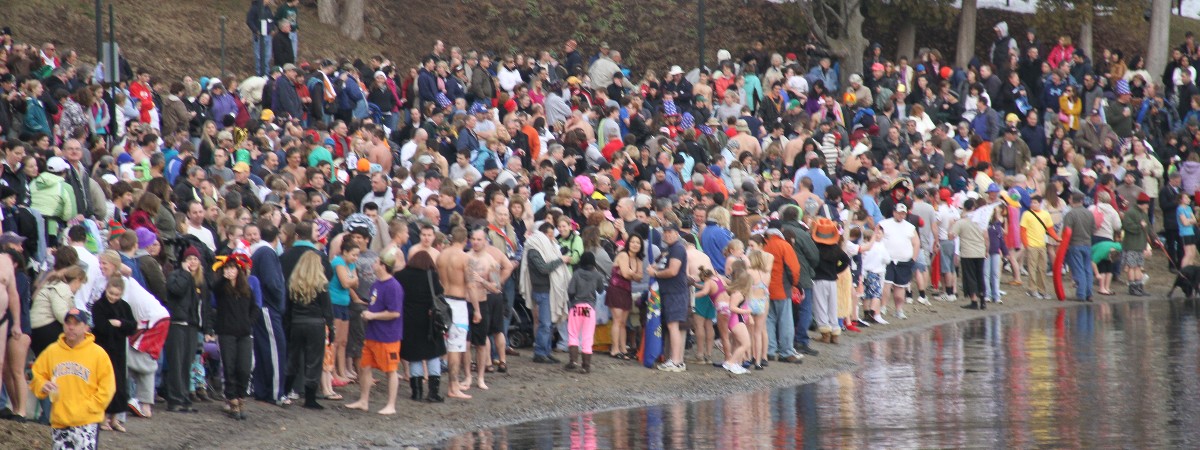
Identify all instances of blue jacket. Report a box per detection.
[417,69,438,103]
[211,93,240,128]
[336,75,364,113]
[24,98,50,135]
[807,66,839,93]
[455,128,480,155]
[251,245,286,314]
[700,222,733,275]
[272,78,303,120]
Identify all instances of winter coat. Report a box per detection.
[29,172,77,236]
[396,266,447,362]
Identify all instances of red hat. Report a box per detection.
[786,53,797,61]
[1137,192,1152,204]
[939,66,953,80]
[939,187,953,203]
[731,203,748,216]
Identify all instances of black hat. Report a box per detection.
[483,158,500,171]
[425,170,443,179]
[578,252,597,270]
[0,27,10,36]
[661,221,681,233]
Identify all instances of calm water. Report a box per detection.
[436,300,1200,449]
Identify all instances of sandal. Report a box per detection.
[497,362,508,373]
[485,361,497,373]
[619,353,633,361]
[111,421,127,433]
[323,392,343,400]
[100,423,113,431]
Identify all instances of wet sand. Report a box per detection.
[2,256,1182,449]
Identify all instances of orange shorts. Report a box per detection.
[360,339,401,372]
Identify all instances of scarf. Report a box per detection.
[322,72,336,103]
[519,231,570,323]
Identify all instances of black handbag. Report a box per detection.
[428,270,452,338]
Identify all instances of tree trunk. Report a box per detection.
[897,21,917,61]
[833,2,868,88]
[1148,0,1172,79]
[318,0,338,25]
[956,0,978,68]
[1079,10,1094,60]
[340,0,364,41]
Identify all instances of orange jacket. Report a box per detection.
[764,233,800,300]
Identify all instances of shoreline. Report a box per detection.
[1,259,1181,449]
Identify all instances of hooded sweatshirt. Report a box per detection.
[568,267,606,307]
[32,333,116,429]
[29,171,78,236]
[990,22,1016,67]
[1181,160,1200,195]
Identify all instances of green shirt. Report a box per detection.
[1120,208,1149,252]
[1091,241,1122,264]
[274,4,299,30]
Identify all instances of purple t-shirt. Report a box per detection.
[365,278,404,343]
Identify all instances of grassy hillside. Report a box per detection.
[7,0,1200,82]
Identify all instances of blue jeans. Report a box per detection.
[532,292,553,358]
[408,358,442,377]
[290,32,298,61]
[766,298,796,358]
[1066,245,1094,299]
[984,254,1003,301]
[252,34,272,76]
[793,287,813,347]
[493,277,517,361]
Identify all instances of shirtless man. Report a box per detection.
[409,224,442,262]
[435,227,475,399]
[0,247,26,420]
[462,229,513,391]
[683,234,716,364]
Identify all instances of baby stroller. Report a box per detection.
[1168,266,1200,299]
[507,297,536,348]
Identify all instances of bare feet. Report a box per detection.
[110,421,126,433]
[459,379,472,392]
[377,405,396,415]
[344,400,369,411]
[447,390,472,399]
[477,380,489,390]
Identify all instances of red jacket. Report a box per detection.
[764,232,800,300]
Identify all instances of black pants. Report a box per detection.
[164,324,199,407]
[31,322,63,357]
[1164,229,1183,270]
[961,257,985,299]
[219,335,253,400]
[287,319,326,391]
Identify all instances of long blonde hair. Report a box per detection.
[725,259,752,297]
[747,249,770,272]
[288,252,328,305]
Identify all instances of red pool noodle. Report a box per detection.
[931,250,940,289]
[1052,227,1072,302]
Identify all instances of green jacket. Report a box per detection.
[29,172,77,235]
[782,221,819,289]
[1120,208,1150,252]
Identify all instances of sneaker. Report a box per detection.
[916,296,931,306]
[895,310,909,320]
[1142,274,1150,283]
[657,361,679,372]
[944,294,957,302]
[854,319,871,328]
[733,365,750,375]
[873,314,890,325]
[995,297,1004,304]
[906,297,913,304]
[676,362,687,372]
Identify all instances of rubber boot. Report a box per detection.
[426,377,445,403]
[303,386,323,410]
[564,346,580,371]
[580,353,591,374]
[409,377,423,401]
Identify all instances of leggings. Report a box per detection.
[218,335,253,400]
[566,304,597,354]
[407,358,443,377]
[163,324,198,407]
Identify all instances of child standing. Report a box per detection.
[565,253,606,374]
[811,218,851,344]
[860,228,891,324]
[951,199,990,310]
[985,206,1009,304]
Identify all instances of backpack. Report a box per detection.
[427,270,452,338]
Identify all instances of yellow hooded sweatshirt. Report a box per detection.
[31,333,115,429]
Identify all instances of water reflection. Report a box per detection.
[437,300,1200,449]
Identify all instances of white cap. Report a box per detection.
[849,73,863,84]
[716,49,731,62]
[101,174,119,185]
[1082,169,1098,178]
[319,211,339,222]
[851,143,870,157]
[895,203,909,213]
[47,156,70,173]
[668,65,684,76]
[954,148,972,160]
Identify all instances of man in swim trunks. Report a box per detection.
[464,229,511,390]
[436,227,476,399]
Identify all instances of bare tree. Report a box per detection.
[797,0,868,86]
[318,0,338,25]
[869,0,956,61]
[340,0,364,40]
[956,0,978,68]
[1148,0,1172,78]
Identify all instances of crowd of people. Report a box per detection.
[0,3,1190,447]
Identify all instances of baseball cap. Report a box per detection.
[64,308,93,327]
[1082,169,1098,178]
[986,183,1001,193]
[662,221,681,233]
[47,157,70,173]
[0,232,26,246]
[232,162,251,173]
[895,203,909,213]
[356,158,371,173]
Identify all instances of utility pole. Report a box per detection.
[220,16,227,77]
[697,0,706,72]
[94,0,102,64]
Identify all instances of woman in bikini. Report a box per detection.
[746,246,773,370]
[717,260,753,375]
[606,234,644,360]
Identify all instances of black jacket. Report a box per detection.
[165,269,205,327]
[272,31,294,66]
[397,267,447,362]
[246,1,273,36]
[284,289,333,337]
[211,279,259,337]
